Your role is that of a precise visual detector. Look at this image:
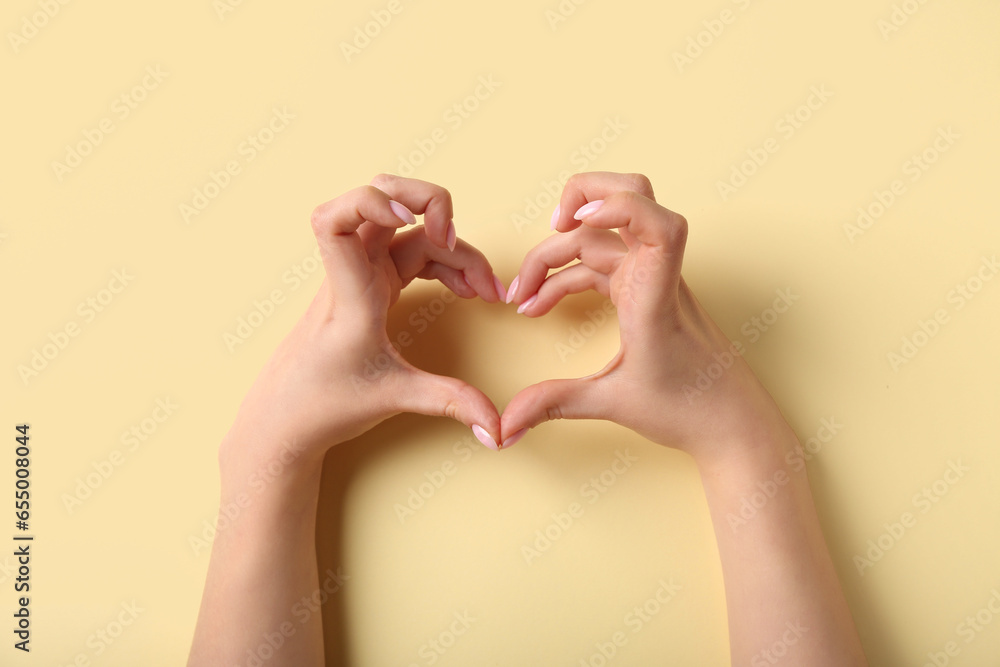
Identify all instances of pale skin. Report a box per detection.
[188,172,868,666]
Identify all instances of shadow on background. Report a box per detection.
[313,263,890,664]
[315,286,497,665]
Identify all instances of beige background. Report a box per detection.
[3,0,999,665]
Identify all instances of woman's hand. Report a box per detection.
[222,175,507,489]
[500,171,795,464]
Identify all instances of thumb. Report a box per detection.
[392,369,503,451]
[500,376,606,449]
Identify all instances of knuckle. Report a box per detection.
[612,189,645,209]
[430,189,454,216]
[443,397,460,421]
[566,172,587,191]
[624,172,654,197]
[359,184,385,200]
[369,173,395,190]
[539,383,565,421]
[667,212,689,247]
[443,381,477,421]
[309,204,328,235]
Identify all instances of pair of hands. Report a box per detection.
[221,171,790,482]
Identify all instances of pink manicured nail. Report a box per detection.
[492,275,506,302]
[573,199,604,220]
[506,275,519,304]
[550,204,561,230]
[389,200,416,225]
[472,424,498,451]
[446,220,457,251]
[517,294,537,314]
[501,428,528,450]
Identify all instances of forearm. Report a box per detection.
[189,433,326,667]
[697,424,867,666]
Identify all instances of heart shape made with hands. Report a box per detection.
[309,172,693,456]
[385,266,622,452]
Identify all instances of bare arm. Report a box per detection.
[189,434,325,665]
[501,170,867,665]
[697,409,866,664]
[188,176,505,665]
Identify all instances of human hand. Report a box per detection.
[500,172,795,465]
[220,175,507,487]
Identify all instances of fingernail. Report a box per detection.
[573,199,604,220]
[389,200,416,225]
[472,424,499,451]
[446,220,457,251]
[462,274,474,293]
[506,275,519,304]
[501,428,528,450]
[516,294,537,314]
[492,275,506,302]
[550,204,561,230]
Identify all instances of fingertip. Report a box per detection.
[471,424,499,451]
[492,274,507,302]
[389,200,416,226]
[516,294,537,315]
[505,275,520,304]
[500,427,528,450]
[500,393,539,438]
[573,199,605,220]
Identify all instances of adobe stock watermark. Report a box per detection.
[577,578,683,666]
[672,0,761,73]
[510,116,628,233]
[213,0,250,21]
[239,566,349,667]
[393,75,501,177]
[394,434,487,523]
[919,587,1000,667]
[522,449,638,565]
[682,287,800,402]
[716,85,834,202]
[180,106,295,224]
[17,268,135,386]
[7,0,73,54]
[340,0,412,62]
[843,126,959,244]
[726,417,843,532]
[853,459,969,577]
[751,620,810,667]
[55,600,144,667]
[51,65,169,182]
[223,246,324,352]
[61,398,179,514]
[188,438,308,557]
[887,254,998,372]
[876,0,934,40]
[404,611,476,667]
[544,0,590,31]
[349,285,462,393]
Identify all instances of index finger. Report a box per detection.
[370,173,456,250]
[309,185,415,303]
[551,172,656,232]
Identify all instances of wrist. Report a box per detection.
[693,412,801,482]
[217,426,326,508]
